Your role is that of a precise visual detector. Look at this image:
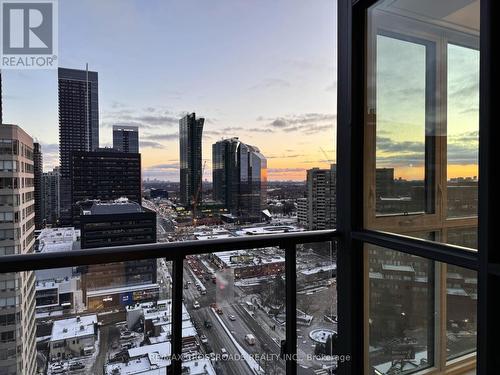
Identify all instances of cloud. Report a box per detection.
[204,126,273,139]
[375,131,478,167]
[143,133,178,141]
[102,107,183,129]
[140,141,164,149]
[268,168,305,173]
[148,163,179,170]
[377,137,423,154]
[259,113,336,135]
[38,142,59,171]
[267,153,305,159]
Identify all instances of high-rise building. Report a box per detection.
[179,113,204,207]
[33,142,43,229]
[79,199,157,310]
[0,72,3,125]
[301,165,336,230]
[41,167,61,225]
[297,197,308,226]
[212,138,267,221]
[113,125,139,153]
[0,125,37,375]
[70,149,141,226]
[58,66,99,224]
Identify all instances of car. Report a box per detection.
[193,301,200,309]
[120,331,134,340]
[204,320,212,329]
[120,342,134,350]
[69,362,85,371]
[187,281,192,284]
[220,348,229,360]
[50,365,65,374]
[200,289,207,295]
[245,334,256,345]
[228,315,236,321]
[200,334,208,344]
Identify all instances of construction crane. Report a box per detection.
[319,147,335,164]
[191,160,207,226]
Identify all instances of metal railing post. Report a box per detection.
[171,256,184,374]
[284,242,297,374]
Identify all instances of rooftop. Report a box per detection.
[84,198,145,215]
[36,227,80,253]
[50,314,97,342]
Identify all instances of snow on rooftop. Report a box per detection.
[128,342,171,359]
[105,356,168,375]
[300,263,336,275]
[213,249,284,268]
[50,314,97,342]
[37,227,80,253]
[86,283,159,297]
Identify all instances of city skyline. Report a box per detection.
[2,0,337,182]
[1,0,478,182]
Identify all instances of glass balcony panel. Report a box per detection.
[184,249,286,374]
[296,241,338,374]
[0,259,179,375]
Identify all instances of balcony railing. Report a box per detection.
[0,229,337,375]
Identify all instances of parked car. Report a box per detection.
[193,301,200,309]
[200,334,208,344]
[121,341,134,350]
[120,331,134,340]
[69,362,85,371]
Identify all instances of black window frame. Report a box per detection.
[337,0,494,374]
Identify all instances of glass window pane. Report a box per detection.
[366,0,480,251]
[447,227,477,250]
[446,265,477,361]
[374,35,427,216]
[368,245,435,374]
[447,43,479,219]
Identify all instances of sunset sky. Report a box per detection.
[3,0,337,181]
[2,1,478,181]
